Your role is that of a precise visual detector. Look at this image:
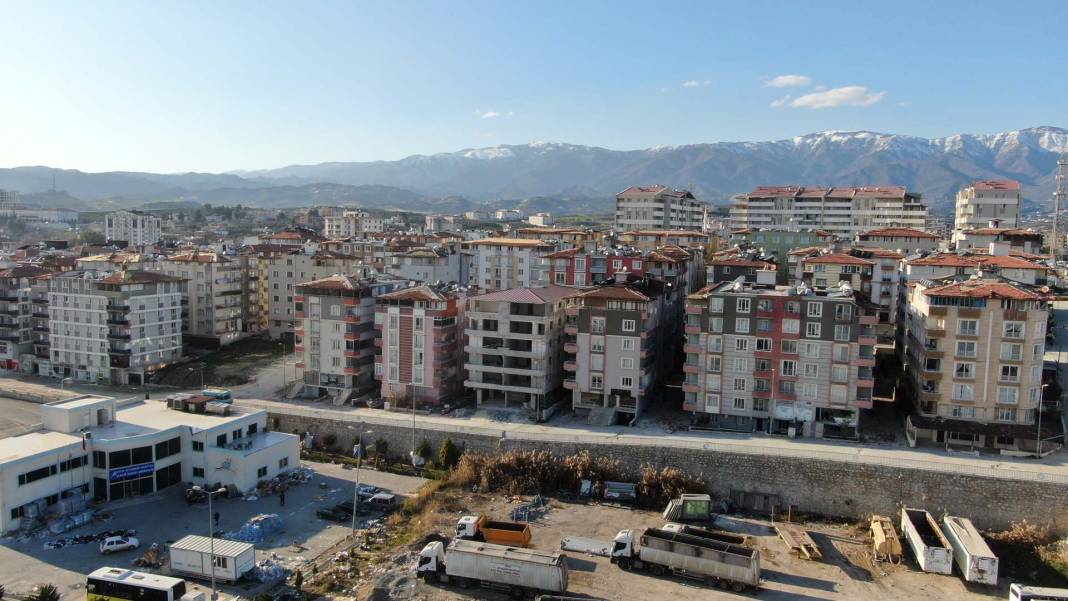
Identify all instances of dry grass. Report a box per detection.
[636,464,704,508]
[986,520,1068,586]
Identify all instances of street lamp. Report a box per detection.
[191,485,227,601]
[348,426,373,536]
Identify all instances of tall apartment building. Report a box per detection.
[796,249,903,336]
[294,275,408,401]
[683,281,876,438]
[158,251,249,346]
[323,211,386,238]
[614,186,707,230]
[953,227,1043,254]
[47,271,184,384]
[617,230,709,251]
[464,238,556,290]
[953,180,1021,234]
[544,247,647,287]
[563,279,671,424]
[463,285,572,419]
[856,227,940,252]
[902,277,1050,452]
[730,186,927,237]
[264,250,370,338]
[0,266,54,372]
[105,210,163,246]
[373,284,464,405]
[383,246,467,284]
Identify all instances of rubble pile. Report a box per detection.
[44,528,136,550]
[226,514,283,544]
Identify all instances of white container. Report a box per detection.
[634,528,760,587]
[169,535,255,583]
[444,539,568,594]
[942,516,998,585]
[900,508,952,575]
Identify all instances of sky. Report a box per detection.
[1,0,1067,173]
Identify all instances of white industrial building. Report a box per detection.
[0,395,299,533]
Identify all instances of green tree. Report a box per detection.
[416,438,433,464]
[74,230,106,246]
[439,437,460,469]
[373,437,389,462]
[30,584,59,601]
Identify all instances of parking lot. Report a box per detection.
[0,461,425,600]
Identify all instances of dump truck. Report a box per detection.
[661,522,748,546]
[417,539,568,598]
[611,527,760,591]
[900,508,952,574]
[870,515,903,563]
[456,514,533,547]
[942,515,998,585]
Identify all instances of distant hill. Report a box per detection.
[1,126,1065,215]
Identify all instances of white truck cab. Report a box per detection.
[611,529,636,560]
[456,515,479,538]
[417,541,446,577]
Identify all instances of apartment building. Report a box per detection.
[0,266,53,372]
[294,275,408,401]
[902,277,1051,452]
[158,251,249,347]
[902,252,1050,287]
[508,227,600,248]
[47,271,184,385]
[707,257,777,285]
[954,180,1021,233]
[683,281,876,439]
[543,247,647,287]
[383,247,467,284]
[323,211,386,238]
[796,249,903,335]
[564,279,671,424]
[105,210,162,246]
[373,284,464,405]
[954,227,1043,254]
[856,227,940,252]
[617,230,708,252]
[463,285,572,419]
[614,185,707,230]
[730,186,927,237]
[729,229,829,283]
[464,238,556,290]
[264,250,369,338]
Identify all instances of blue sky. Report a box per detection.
[1,0,1066,172]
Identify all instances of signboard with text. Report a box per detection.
[109,462,154,481]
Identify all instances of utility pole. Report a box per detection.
[1055,150,1067,260]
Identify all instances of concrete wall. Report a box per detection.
[269,409,1068,533]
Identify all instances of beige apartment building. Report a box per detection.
[158,251,251,347]
[903,277,1052,452]
[614,185,707,231]
[264,250,370,338]
[463,238,556,290]
[730,186,928,237]
[953,180,1021,235]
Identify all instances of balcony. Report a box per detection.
[294,345,304,353]
[563,361,576,372]
[345,349,359,358]
[344,367,359,374]
[683,344,701,354]
[682,382,700,393]
[565,306,580,316]
[563,378,576,390]
[295,312,304,319]
[344,315,360,324]
[106,317,130,326]
[343,297,359,306]
[685,324,701,334]
[563,342,578,354]
[683,363,700,374]
[295,361,305,368]
[859,335,878,346]
[564,325,578,335]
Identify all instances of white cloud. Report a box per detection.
[682,80,711,88]
[773,85,886,109]
[481,111,500,119]
[764,74,813,88]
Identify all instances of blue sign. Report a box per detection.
[109,462,154,481]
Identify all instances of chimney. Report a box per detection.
[989,241,1010,257]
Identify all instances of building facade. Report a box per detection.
[954,180,1021,234]
[856,227,941,252]
[265,251,369,339]
[614,185,707,230]
[464,238,555,290]
[323,211,385,238]
[158,251,250,347]
[0,266,53,373]
[105,210,163,246]
[730,186,927,237]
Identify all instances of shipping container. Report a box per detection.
[169,535,256,583]
[942,516,998,585]
[900,508,952,575]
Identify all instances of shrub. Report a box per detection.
[30,584,59,601]
[635,465,704,508]
[439,437,460,469]
[416,438,433,464]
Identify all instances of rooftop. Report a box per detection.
[463,238,555,248]
[921,278,1045,301]
[803,253,874,266]
[470,284,576,304]
[859,227,939,239]
[0,431,83,464]
[970,179,1021,191]
[88,400,257,440]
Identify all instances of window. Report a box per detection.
[709,298,723,313]
[954,362,974,379]
[1004,322,1024,339]
[154,437,181,460]
[18,465,57,486]
[1001,343,1023,361]
[735,318,750,334]
[736,298,751,313]
[620,376,634,388]
[621,339,635,351]
[621,357,634,370]
[807,303,822,318]
[709,317,723,333]
[216,434,227,447]
[707,336,722,353]
[733,357,748,371]
[621,319,636,332]
[801,342,820,358]
[754,378,770,392]
[782,319,799,334]
[834,325,850,341]
[997,387,1019,405]
[956,341,977,358]
[257,466,268,478]
[779,380,796,395]
[957,320,977,336]
[733,397,746,410]
[1000,365,1020,383]
[953,383,974,401]
[591,375,603,390]
[832,365,848,383]
[757,299,772,312]
[735,338,749,352]
[756,338,772,351]
[733,378,747,391]
[925,357,941,371]
[803,363,818,378]
[707,356,721,372]
[830,385,847,404]
[835,304,852,320]
[785,301,800,313]
[801,383,817,400]
[591,317,605,334]
[753,398,768,412]
[781,340,798,354]
[756,319,772,332]
[704,393,720,408]
[781,360,797,376]
[995,407,1017,422]
[805,322,821,338]
[833,344,849,362]
[279,457,289,469]
[706,374,721,390]
[193,467,205,478]
[213,556,228,569]
[755,358,771,372]
[591,336,605,352]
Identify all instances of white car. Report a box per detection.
[99,536,140,554]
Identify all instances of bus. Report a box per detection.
[87,567,187,601]
[1010,584,1068,601]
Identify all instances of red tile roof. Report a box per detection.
[803,253,874,266]
[961,227,1039,237]
[568,285,652,302]
[907,253,1045,270]
[859,227,939,239]
[96,270,185,285]
[922,280,1043,300]
[852,247,905,259]
[542,248,581,260]
[377,285,453,302]
[166,251,230,264]
[618,185,668,195]
[709,258,776,269]
[0,265,54,279]
[971,179,1021,191]
[470,284,576,304]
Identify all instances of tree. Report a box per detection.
[439,437,460,469]
[416,438,433,464]
[373,437,389,466]
[30,584,59,601]
[74,230,106,246]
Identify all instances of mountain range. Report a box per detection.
[1,126,1065,215]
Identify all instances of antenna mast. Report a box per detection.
[1056,150,1067,260]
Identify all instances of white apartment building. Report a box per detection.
[323,211,385,238]
[856,227,941,253]
[464,285,572,419]
[527,213,555,227]
[615,185,707,231]
[730,186,927,237]
[384,246,467,284]
[464,238,556,290]
[105,210,163,246]
[158,251,248,347]
[954,180,1021,234]
[0,395,298,533]
[265,250,371,338]
[47,271,184,385]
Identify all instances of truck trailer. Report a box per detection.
[611,527,760,591]
[900,508,952,575]
[168,535,256,583]
[417,539,568,599]
[942,516,998,585]
[661,522,749,546]
[456,514,533,547]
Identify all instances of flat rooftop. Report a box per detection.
[49,395,114,410]
[0,431,83,463]
[90,401,256,441]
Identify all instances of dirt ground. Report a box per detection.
[311,491,1009,601]
[154,336,287,388]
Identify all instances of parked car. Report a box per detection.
[100,536,140,554]
[315,505,352,523]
